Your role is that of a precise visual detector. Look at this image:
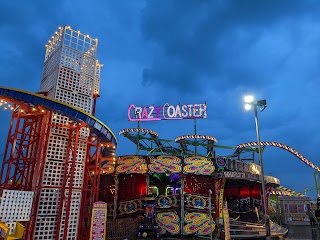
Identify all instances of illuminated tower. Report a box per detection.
[35,26,102,239]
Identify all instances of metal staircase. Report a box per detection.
[229,219,288,239]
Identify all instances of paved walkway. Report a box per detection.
[285,225,319,240]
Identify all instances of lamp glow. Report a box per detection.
[244,95,254,103]
[244,104,252,110]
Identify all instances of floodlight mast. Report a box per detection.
[244,96,271,239]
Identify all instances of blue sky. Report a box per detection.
[0,0,320,198]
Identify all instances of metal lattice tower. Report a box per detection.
[34,26,101,239]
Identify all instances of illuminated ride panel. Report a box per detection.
[100,126,314,239]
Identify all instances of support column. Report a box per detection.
[78,134,104,240]
[146,173,150,195]
[0,106,49,191]
[26,110,52,240]
[113,175,118,220]
[208,189,213,240]
[55,123,85,240]
[180,173,185,236]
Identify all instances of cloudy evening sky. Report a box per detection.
[0,0,320,198]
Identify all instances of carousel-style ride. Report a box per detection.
[98,125,312,239]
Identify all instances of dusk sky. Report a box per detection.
[0,0,320,199]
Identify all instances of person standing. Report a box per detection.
[306,204,316,228]
[315,206,320,226]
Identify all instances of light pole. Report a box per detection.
[244,96,271,239]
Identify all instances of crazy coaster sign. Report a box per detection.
[128,103,207,121]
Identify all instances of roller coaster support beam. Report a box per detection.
[78,135,104,239]
[55,122,87,240]
[0,105,50,190]
[26,110,52,240]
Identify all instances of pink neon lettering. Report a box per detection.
[141,107,149,119]
[128,103,206,121]
[128,104,136,121]
[154,106,161,118]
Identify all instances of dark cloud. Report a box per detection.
[0,0,319,199]
[141,0,320,94]
[0,1,66,90]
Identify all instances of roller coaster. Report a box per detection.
[119,127,320,172]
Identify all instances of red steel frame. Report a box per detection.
[26,111,52,240]
[53,123,105,240]
[0,101,52,240]
[78,136,104,239]
[54,122,86,240]
[0,99,111,239]
[0,103,50,190]
[77,92,106,239]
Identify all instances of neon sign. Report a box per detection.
[128,103,207,121]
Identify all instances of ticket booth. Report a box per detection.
[277,196,311,225]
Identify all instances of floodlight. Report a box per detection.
[244,104,252,110]
[244,95,254,103]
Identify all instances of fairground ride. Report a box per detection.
[98,124,317,239]
[0,87,117,239]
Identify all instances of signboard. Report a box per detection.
[219,178,226,218]
[128,103,207,121]
[214,172,261,182]
[90,201,108,240]
[278,196,310,201]
[223,202,230,240]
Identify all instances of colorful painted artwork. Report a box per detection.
[157,195,178,208]
[101,163,115,174]
[183,156,215,175]
[116,156,148,174]
[107,203,114,217]
[118,199,143,215]
[218,178,226,218]
[156,212,180,235]
[149,155,182,173]
[186,195,207,209]
[184,212,215,235]
[216,156,227,171]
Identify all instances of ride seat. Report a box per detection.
[0,222,24,240]
[0,222,9,239]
